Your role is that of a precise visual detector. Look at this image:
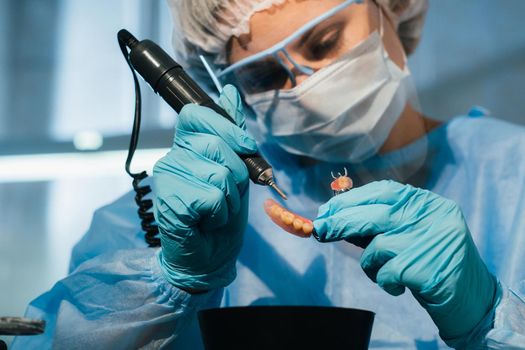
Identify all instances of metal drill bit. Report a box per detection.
[269,181,288,200]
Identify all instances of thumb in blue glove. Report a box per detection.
[314,180,499,348]
[153,85,257,292]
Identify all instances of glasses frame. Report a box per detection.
[207,0,363,92]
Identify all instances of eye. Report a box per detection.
[307,26,344,61]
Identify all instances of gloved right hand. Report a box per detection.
[314,181,498,348]
[153,85,257,292]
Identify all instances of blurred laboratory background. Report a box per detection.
[1,0,524,345]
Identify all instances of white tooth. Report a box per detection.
[302,223,314,235]
[281,211,294,225]
[293,218,304,231]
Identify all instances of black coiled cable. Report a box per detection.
[118,30,161,247]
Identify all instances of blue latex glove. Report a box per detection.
[153,85,257,292]
[314,180,498,347]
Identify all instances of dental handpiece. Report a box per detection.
[117,29,287,200]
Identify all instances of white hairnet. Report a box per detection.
[167,0,428,70]
[376,0,428,54]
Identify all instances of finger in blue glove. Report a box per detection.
[153,85,256,292]
[314,180,498,347]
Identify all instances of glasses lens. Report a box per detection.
[222,57,290,95]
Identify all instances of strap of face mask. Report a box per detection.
[377,1,407,65]
[379,2,384,38]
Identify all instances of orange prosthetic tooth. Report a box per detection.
[330,167,353,195]
[271,204,283,218]
[302,223,314,235]
[281,211,294,225]
[263,199,313,238]
[293,218,304,231]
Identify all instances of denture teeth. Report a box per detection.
[281,211,295,225]
[293,218,304,231]
[264,172,353,238]
[264,199,314,238]
[271,204,284,217]
[302,223,314,235]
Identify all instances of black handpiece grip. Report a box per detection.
[118,28,282,248]
[129,39,238,124]
[128,38,274,186]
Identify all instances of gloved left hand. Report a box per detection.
[314,180,498,347]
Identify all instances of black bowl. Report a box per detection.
[198,306,374,350]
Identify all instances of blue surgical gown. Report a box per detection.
[12,113,525,349]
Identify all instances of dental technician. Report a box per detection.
[12,0,525,349]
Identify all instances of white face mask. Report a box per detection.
[244,30,416,163]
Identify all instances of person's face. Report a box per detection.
[228,0,406,91]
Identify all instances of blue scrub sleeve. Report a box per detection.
[454,282,525,349]
[484,283,525,349]
[69,189,149,273]
[11,248,223,350]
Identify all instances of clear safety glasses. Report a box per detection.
[206,0,365,95]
